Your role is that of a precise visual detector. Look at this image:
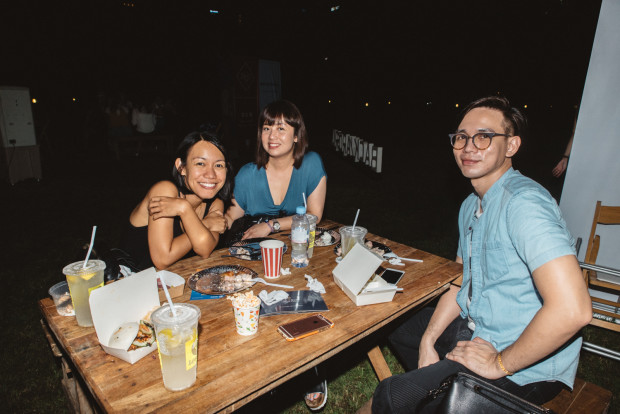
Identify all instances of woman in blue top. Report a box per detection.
[225,100,327,240]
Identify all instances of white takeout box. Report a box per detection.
[332,242,397,306]
[90,268,160,364]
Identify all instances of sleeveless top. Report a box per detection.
[120,198,212,270]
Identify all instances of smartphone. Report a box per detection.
[380,268,406,285]
[277,314,334,342]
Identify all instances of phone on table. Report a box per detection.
[380,268,406,285]
[277,314,334,342]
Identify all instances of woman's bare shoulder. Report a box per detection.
[147,180,178,197]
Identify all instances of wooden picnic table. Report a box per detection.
[39,219,462,413]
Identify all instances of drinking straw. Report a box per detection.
[302,192,307,209]
[159,274,177,317]
[352,209,360,231]
[82,226,97,269]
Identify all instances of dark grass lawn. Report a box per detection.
[1,120,617,412]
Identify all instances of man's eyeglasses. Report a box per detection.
[448,132,510,150]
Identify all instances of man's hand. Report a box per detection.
[418,339,440,369]
[148,196,189,220]
[241,222,271,240]
[203,210,227,234]
[445,337,505,379]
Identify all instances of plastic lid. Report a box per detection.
[296,206,306,215]
[62,260,106,276]
[151,303,201,327]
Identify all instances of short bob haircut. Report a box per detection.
[460,96,527,138]
[172,131,234,203]
[255,100,309,169]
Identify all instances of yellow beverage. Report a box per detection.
[339,226,368,258]
[152,304,201,392]
[63,260,105,327]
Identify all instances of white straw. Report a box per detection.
[302,192,307,209]
[159,274,177,317]
[397,256,424,263]
[83,226,97,269]
[352,209,360,231]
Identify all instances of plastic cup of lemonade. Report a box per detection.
[151,303,201,391]
[339,226,368,258]
[306,214,318,258]
[63,260,105,327]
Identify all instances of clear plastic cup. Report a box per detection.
[63,260,105,327]
[151,303,201,391]
[306,214,318,258]
[339,226,368,258]
[48,281,75,316]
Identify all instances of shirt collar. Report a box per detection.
[478,167,516,212]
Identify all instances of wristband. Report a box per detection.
[266,220,274,233]
[497,352,514,376]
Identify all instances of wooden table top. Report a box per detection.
[39,220,462,413]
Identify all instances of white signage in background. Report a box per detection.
[332,129,383,173]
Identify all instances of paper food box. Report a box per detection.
[89,268,160,364]
[157,270,185,302]
[332,242,397,306]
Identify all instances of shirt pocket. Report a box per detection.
[481,241,509,283]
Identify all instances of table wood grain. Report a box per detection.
[39,220,462,413]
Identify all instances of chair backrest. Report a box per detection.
[584,201,620,268]
[582,200,620,333]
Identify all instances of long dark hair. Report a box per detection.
[255,100,309,169]
[172,131,234,203]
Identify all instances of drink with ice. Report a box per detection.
[151,303,201,391]
[63,260,105,326]
[306,214,318,258]
[339,226,368,258]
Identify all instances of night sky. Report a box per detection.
[1,0,602,131]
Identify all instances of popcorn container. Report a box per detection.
[260,239,284,279]
[232,299,261,336]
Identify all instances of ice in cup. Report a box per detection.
[260,239,284,279]
[63,260,105,327]
[49,281,75,316]
[339,226,368,258]
[151,303,201,391]
[229,292,261,336]
[306,214,318,258]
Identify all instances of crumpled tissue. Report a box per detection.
[385,252,405,266]
[280,267,291,275]
[305,275,326,294]
[258,290,289,305]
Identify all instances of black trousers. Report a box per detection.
[372,307,565,413]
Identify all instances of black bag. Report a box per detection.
[219,212,286,247]
[421,372,553,414]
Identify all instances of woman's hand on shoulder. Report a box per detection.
[203,199,227,234]
[147,182,189,220]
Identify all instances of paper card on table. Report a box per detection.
[332,242,397,306]
[89,268,160,364]
[190,290,225,300]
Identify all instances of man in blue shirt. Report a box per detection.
[364,96,592,413]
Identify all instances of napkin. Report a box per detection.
[281,267,291,275]
[385,253,405,266]
[305,275,326,294]
[259,290,289,305]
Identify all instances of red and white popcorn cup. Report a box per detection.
[260,239,285,279]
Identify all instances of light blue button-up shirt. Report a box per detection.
[456,168,580,388]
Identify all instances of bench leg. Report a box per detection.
[367,345,392,382]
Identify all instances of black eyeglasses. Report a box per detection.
[448,132,510,150]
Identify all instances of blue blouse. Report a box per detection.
[233,151,327,216]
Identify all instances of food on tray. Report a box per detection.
[195,270,254,293]
[109,320,156,351]
[228,291,261,308]
[366,241,387,256]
